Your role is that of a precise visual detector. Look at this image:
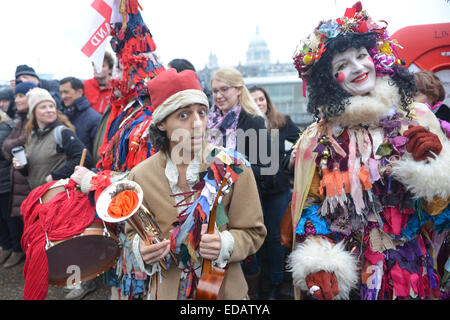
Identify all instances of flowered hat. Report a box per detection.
[293,1,405,80]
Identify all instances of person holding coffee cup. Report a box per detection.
[0,81,37,268]
[2,82,36,217]
[11,146,27,166]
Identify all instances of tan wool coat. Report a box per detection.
[125,145,267,300]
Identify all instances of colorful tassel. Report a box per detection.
[358,164,372,191]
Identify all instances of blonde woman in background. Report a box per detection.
[207,67,278,195]
[207,67,274,299]
[0,82,37,269]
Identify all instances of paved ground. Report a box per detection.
[0,258,110,300]
[0,255,295,300]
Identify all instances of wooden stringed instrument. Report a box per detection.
[195,173,230,300]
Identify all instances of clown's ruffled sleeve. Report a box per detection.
[287,235,359,299]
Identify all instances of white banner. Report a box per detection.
[79,0,121,72]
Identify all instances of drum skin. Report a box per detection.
[40,186,67,204]
[39,181,121,287]
[46,221,121,286]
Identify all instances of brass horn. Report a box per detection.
[96,180,177,269]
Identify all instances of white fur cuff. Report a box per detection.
[213,230,234,268]
[392,139,450,201]
[152,89,209,124]
[287,237,359,300]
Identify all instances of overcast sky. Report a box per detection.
[0,0,449,82]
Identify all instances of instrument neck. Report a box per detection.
[200,174,229,273]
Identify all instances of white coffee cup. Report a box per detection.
[11,146,27,166]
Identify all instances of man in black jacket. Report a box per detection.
[13,64,63,109]
[59,77,101,156]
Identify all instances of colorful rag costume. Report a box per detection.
[287,2,450,300]
[19,1,164,300]
[88,1,163,299]
[125,144,266,299]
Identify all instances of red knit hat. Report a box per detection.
[147,68,209,124]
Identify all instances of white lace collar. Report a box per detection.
[165,153,201,213]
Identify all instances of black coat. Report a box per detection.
[63,95,101,155]
[235,110,275,197]
[51,124,93,180]
[20,121,93,188]
[269,115,301,194]
[0,114,14,193]
[1,112,31,217]
[39,78,63,110]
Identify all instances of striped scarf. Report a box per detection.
[206,104,242,150]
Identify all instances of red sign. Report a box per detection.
[81,0,113,58]
[392,23,450,72]
[81,21,111,57]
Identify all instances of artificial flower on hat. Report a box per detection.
[293,1,404,80]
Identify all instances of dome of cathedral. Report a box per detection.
[246,26,270,66]
[249,29,267,47]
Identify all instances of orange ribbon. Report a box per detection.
[358,164,372,191]
[320,167,353,198]
[108,190,139,218]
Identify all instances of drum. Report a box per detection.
[39,179,121,287]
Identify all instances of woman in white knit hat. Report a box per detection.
[12,87,92,190]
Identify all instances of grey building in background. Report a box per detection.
[244,75,313,127]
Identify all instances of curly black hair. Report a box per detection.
[304,32,416,121]
[149,123,169,153]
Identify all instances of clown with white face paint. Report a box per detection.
[286,1,450,301]
[331,47,376,97]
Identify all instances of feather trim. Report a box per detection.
[392,139,450,201]
[330,77,400,128]
[287,236,359,299]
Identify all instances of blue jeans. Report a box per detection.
[257,191,291,285]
